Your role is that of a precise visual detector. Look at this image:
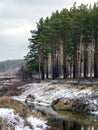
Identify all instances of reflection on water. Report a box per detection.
[33,104,98,130]
[48,116,98,130]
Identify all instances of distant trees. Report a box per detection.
[0,59,25,72]
[25,3,98,80]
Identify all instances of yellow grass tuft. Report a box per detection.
[47,127,60,130]
[24,119,33,129]
[0,96,26,117]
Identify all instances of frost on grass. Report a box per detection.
[0,108,48,130]
[12,81,98,114]
[27,116,48,130]
[14,81,98,106]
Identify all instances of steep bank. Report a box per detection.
[14,80,98,113]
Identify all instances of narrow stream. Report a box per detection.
[33,104,98,130]
[47,114,98,130]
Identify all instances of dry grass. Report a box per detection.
[46,127,60,130]
[0,96,47,119]
[0,83,22,97]
[6,81,25,96]
[27,110,47,121]
[0,96,26,117]
[24,119,33,129]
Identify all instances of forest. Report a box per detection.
[25,3,98,80]
[0,59,25,72]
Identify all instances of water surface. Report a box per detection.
[34,104,98,130]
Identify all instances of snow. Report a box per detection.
[91,111,98,115]
[27,116,48,130]
[0,108,48,130]
[12,81,98,117]
[13,81,97,106]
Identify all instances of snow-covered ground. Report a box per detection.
[0,108,48,130]
[13,81,98,106]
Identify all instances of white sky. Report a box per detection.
[0,0,97,61]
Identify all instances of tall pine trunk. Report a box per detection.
[45,56,49,79]
[84,41,88,79]
[77,30,82,82]
[40,56,44,80]
[63,34,67,79]
[75,33,80,81]
[51,41,56,79]
[58,36,64,77]
[39,44,44,80]
[73,42,77,78]
[94,34,98,78]
[90,30,94,78]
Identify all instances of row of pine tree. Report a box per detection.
[25,3,98,80]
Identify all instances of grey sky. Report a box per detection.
[0,0,97,61]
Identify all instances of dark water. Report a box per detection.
[47,115,97,130]
[34,104,98,130]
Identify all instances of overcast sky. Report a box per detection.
[0,0,97,61]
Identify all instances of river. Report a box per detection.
[33,104,98,130]
[47,113,98,130]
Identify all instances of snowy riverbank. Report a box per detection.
[13,80,98,104]
[12,80,98,113]
[0,108,48,130]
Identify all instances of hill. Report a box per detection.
[0,59,25,74]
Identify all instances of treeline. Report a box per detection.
[0,59,25,72]
[25,3,98,80]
